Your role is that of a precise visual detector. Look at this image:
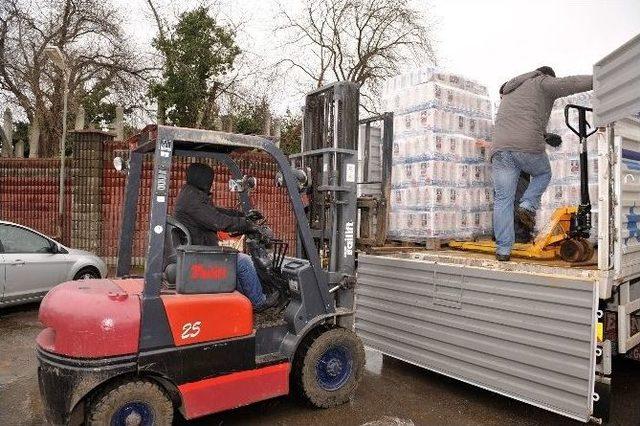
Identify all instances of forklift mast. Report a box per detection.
[292,82,360,281]
[290,82,360,326]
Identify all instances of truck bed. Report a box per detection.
[366,247,600,281]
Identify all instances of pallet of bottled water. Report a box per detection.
[536,92,599,243]
[383,68,494,241]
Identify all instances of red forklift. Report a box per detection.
[36,82,365,425]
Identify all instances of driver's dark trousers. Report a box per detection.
[237,253,267,307]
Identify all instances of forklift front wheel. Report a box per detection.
[293,327,365,408]
[86,379,173,426]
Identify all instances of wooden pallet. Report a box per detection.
[423,237,451,250]
[365,238,451,254]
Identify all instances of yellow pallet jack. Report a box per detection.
[450,104,598,263]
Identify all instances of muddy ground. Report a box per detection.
[1,303,639,426]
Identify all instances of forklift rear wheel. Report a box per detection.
[86,379,173,426]
[293,327,365,408]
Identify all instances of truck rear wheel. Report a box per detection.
[292,327,365,408]
[86,379,173,426]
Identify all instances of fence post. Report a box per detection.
[14,140,24,158]
[262,111,271,136]
[28,116,40,158]
[75,106,85,130]
[70,130,114,252]
[273,118,282,147]
[114,106,124,140]
[2,108,12,157]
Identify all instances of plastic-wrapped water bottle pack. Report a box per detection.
[383,70,597,243]
[385,68,494,241]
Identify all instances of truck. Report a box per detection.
[352,34,640,423]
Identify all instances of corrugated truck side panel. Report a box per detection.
[355,254,598,422]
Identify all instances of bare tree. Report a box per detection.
[0,0,153,156]
[276,0,436,110]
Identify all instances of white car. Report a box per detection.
[0,220,107,307]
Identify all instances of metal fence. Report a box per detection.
[0,130,297,268]
[0,158,72,241]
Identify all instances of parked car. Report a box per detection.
[0,220,107,307]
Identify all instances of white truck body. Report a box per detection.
[355,34,640,423]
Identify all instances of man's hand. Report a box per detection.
[245,222,260,235]
[246,209,264,222]
[545,133,562,147]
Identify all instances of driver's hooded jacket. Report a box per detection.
[175,163,250,246]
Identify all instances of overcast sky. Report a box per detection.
[431,0,640,100]
[118,0,640,113]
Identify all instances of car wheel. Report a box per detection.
[86,379,173,426]
[73,267,100,280]
[292,327,365,408]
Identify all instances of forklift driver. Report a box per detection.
[175,162,279,312]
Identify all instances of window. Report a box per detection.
[0,225,52,254]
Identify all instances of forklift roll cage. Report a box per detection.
[116,125,334,351]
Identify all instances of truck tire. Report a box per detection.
[292,327,365,408]
[86,379,173,426]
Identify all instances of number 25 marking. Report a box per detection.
[181,321,202,339]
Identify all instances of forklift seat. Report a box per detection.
[164,216,191,286]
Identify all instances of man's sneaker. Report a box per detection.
[254,291,280,313]
[496,254,510,262]
[515,207,536,231]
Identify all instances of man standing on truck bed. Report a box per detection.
[492,66,592,261]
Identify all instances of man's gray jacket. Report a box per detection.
[492,70,593,157]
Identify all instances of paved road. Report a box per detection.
[1,304,639,425]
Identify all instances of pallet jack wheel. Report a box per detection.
[577,237,595,262]
[292,327,365,408]
[86,379,173,426]
[559,238,586,263]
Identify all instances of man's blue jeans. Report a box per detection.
[492,151,551,256]
[236,253,266,307]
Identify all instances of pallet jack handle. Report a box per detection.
[564,104,596,238]
[564,104,598,140]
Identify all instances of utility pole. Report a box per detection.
[44,45,70,240]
